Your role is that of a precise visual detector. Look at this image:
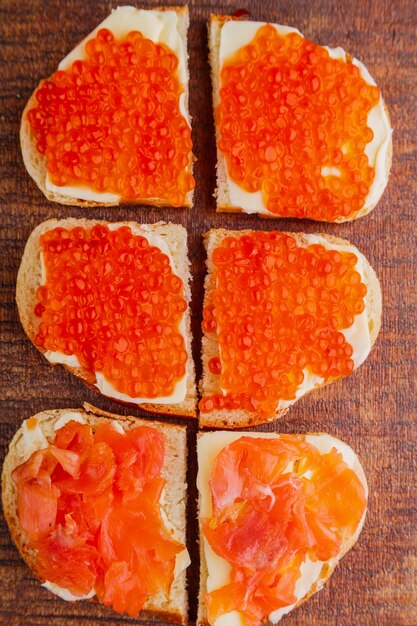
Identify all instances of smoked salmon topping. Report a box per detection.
[34,225,188,400]
[12,420,184,617]
[27,28,194,206]
[200,232,367,418]
[217,24,380,221]
[202,436,367,626]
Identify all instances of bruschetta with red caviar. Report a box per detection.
[199,229,381,428]
[209,14,392,221]
[21,6,194,208]
[16,219,196,417]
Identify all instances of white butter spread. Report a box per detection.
[218,20,392,216]
[44,351,81,369]
[174,548,192,579]
[16,418,49,463]
[45,6,190,202]
[214,612,245,626]
[42,581,96,601]
[44,181,121,203]
[41,224,188,405]
[111,419,125,434]
[197,431,367,624]
[53,412,87,430]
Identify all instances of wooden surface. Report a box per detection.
[0,0,416,624]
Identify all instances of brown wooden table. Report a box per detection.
[1,1,416,624]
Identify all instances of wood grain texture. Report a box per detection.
[0,0,416,625]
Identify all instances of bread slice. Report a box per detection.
[16,218,197,417]
[2,403,189,624]
[196,430,368,625]
[208,14,393,222]
[199,229,382,429]
[20,6,194,208]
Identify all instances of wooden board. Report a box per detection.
[0,0,415,624]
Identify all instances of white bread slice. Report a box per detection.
[208,14,393,222]
[2,403,189,624]
[196,431,368,625]
[20,6,194,208]
[199,229,382,429]
[16,218,196,418]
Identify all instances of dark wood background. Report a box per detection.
[0,0,416,624]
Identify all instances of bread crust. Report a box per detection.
[196,431,368,625]
[20,6,194,208]
[2,403,188,624]
[199,228,382,429]
[208,14,393,222]
[16,218,197,417]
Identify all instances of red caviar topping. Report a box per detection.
[202,436,367,626]
[208,357,222,375]
[12,420,184,617]
[34,225,188,400]
[27,28,194,206]
[200,232,367,418]
[217,25,380,221]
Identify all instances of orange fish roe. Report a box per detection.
[12,420,184,617]
[34,225,188,399]
[217,24,380,221]
[202,436,367,626]
[200,232,367,418]
[27,28,194,206]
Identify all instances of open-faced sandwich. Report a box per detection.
[209,14,392,221]
[2,404,190,622]
[21,6,194,207]
[199,229,381,428]
[197,431,368,625]
[16,219,196,417]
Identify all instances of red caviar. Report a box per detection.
[217,24,380,221]
[200,232,367,418]
[12,419,184,617]
[34,225,188,400]
[27,28,194,206]
[202,436,367,626]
